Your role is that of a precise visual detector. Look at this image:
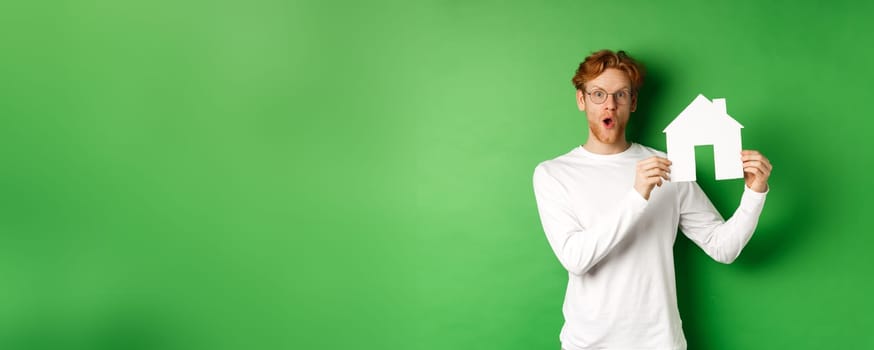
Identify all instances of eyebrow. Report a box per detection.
[589,85,632,91]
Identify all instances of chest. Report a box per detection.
[562,164,680,237]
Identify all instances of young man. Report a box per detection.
[532,50,772,350]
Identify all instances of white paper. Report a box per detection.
[663,94,744,182]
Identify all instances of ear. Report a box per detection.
[576,90,586,111]
[630,92,638,112]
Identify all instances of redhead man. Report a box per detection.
[532,50,772,350]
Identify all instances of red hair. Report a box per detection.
[571,50,645,92]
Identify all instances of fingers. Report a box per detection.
[639,156,672,167]
[637,156,672,174]
[638,173,665,189]
[741,150,764,161]
[741,150,771,165]
[634,156,672,199]
[743,160,770,171]
[743,165,766,178]
[741,150,773,175]
[637,156,672,185]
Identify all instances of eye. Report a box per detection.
[592,90,606,98]
[616,91,627,99]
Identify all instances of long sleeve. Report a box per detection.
[678,182,768,264]
[532,164,649,275]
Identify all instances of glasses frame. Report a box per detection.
[585,88,634,105]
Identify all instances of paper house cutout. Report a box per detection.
[663,94,744,182]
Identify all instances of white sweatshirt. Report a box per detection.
[532,143,767,350]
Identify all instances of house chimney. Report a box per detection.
[713,98,727,114]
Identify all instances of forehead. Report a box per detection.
[587,68,632,89]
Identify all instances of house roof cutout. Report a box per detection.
[663,94,745,182]
[664,94,743,134]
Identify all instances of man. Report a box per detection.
[532,50,772,350]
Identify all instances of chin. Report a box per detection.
[595,130,624,144]
[588,122,626,144]
[599,137,620,144]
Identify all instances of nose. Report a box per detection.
[604,94,618,110]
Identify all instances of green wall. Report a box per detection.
[2,0,873,349]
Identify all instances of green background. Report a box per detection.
[2,0,873,349]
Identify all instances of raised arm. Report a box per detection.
[678,150,772,263]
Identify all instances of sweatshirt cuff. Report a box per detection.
[740,185,768,208]
[744,184,768,197]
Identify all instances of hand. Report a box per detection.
[742,150,772,193]
[635,156,671,200]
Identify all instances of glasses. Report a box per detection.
[585,89,633,105]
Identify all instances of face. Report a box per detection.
[576,68,637,147]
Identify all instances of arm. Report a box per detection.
[678,183,767,264]
[532,165,648,275]
[679,149,772,263]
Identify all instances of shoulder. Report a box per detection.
[533,146,581,185]
[534,147,578,172]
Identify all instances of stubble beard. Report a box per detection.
[588,120,626,145]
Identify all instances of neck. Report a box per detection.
[583,138,631,155]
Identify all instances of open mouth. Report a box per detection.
[602,118,615,129]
